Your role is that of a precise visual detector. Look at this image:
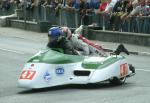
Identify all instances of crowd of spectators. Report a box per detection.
[1,0,150,31]
[0,0,12,10]
[56,0,150,30]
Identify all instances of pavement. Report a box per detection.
[0,27,150,56]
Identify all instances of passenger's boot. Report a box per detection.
[114,44,129,55]
[129,64,135,73]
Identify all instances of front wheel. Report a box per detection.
[109,77,126,85]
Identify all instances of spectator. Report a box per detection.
[102,0,116,30]
[17,0,24,9]
[93,0,107,14]
[88,0,101,9]
[98,0,107,12]
[89,0,114,27]
[123,0,147,33]
[13,0,22,9]
[51,0,62,9]
[64,0,75,10]
[0,0,11,11]
[79,0,88,16]
[0,0,4,10]
[120,0,133,20]
[110,0,132,30]
[104,0,117,14]
[59,0,75,13]
[113,0,129,12]
[132,0,139,8]
[38,0,46,6]
[66,0,74,7]
[119,0,133,32]
[78,0,91,25]
[54,0,63,16]
[146,0,150,6]
[145,0,150,16]
[26,0,35,11]
[72,0,80,9]
[85,0,101,15]
[0,1,1,9]
[95,0,117,14]
[128,0,147,17]
[40,0,59,8]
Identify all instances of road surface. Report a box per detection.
[0,28,150,103]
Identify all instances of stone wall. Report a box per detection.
[9,20,51,32]
[87,29,150,46]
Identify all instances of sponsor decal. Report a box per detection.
[28,64,35,69]
[55,67,64,75]
[31,64,34,67]
[120,63,128,76]
[19,70,36,80]
[43,71,51,82]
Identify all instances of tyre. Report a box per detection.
[109,77,126,85]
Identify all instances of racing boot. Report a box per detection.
[113,44,129,55]
[129,64,135,73]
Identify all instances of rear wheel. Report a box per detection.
[109,77,126,85]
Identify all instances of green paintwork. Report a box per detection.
[27,48,84,64]
[27,47,125,69]
[82,56,124,69]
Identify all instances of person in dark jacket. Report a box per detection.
[47,27,76,55]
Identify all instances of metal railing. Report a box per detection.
[2,4,150,34]
[0,3,16,16]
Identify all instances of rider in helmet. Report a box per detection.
[47,26,91,55]
[47,26,129,56]
[47,27,75,55]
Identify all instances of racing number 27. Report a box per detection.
[120,63,128,76]
[19,70,36,80]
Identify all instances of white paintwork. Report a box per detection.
[18,56,133,89]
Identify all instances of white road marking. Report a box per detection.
[138,52,150,56]
[136,69,150,72]
[0,48,24,54]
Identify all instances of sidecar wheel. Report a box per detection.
[109,77,126,85]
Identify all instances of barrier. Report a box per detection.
[90,14,150,34]
[94,13,111,30]
[59,8,81,28]
[2,4,150,34]
[121,16,150,34]
[88,29,150,46]
[0,3,16,16]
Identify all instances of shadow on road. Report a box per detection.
[18,82,133,94]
